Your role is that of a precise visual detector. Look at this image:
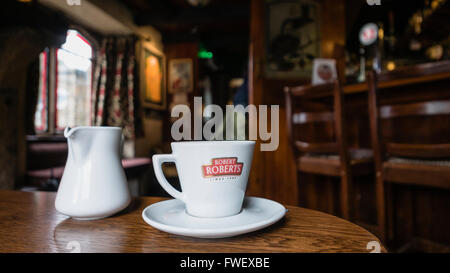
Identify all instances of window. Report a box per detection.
[34,29,93,133]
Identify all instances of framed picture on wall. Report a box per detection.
[264,0,321,79]
[138,41,166,110]
[168,58,194,93]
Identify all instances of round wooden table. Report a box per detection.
[0,190,385,253]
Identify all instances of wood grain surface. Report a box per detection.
[0,190,386,253]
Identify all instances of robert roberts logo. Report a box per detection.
[202,157,243,177]
[366,0,381,5]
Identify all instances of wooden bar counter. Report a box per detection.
[334,61,450,97]
[0,190,385,253]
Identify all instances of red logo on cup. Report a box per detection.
[202,157,243,177]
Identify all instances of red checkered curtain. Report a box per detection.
[91,37,137,139]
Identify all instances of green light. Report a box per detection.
[198,50,213,59]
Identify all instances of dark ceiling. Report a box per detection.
[119,0,250,56]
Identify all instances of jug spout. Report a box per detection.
[64,126,92,165]
[64,126,78,138]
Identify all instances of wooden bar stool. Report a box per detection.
[367,62,450,249]
[284,81,373,220]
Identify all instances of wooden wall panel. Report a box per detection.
[248,0,347,206]
[320,0,347,58]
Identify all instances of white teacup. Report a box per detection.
[152,141,255,218]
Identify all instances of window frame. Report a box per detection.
[34,50,49,133]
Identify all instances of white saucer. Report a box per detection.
[142,197,286,238]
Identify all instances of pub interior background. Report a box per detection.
[0,0,449,252]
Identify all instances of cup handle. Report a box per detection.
[152,154,185,201]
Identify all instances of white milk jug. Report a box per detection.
[55,126,131,220]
